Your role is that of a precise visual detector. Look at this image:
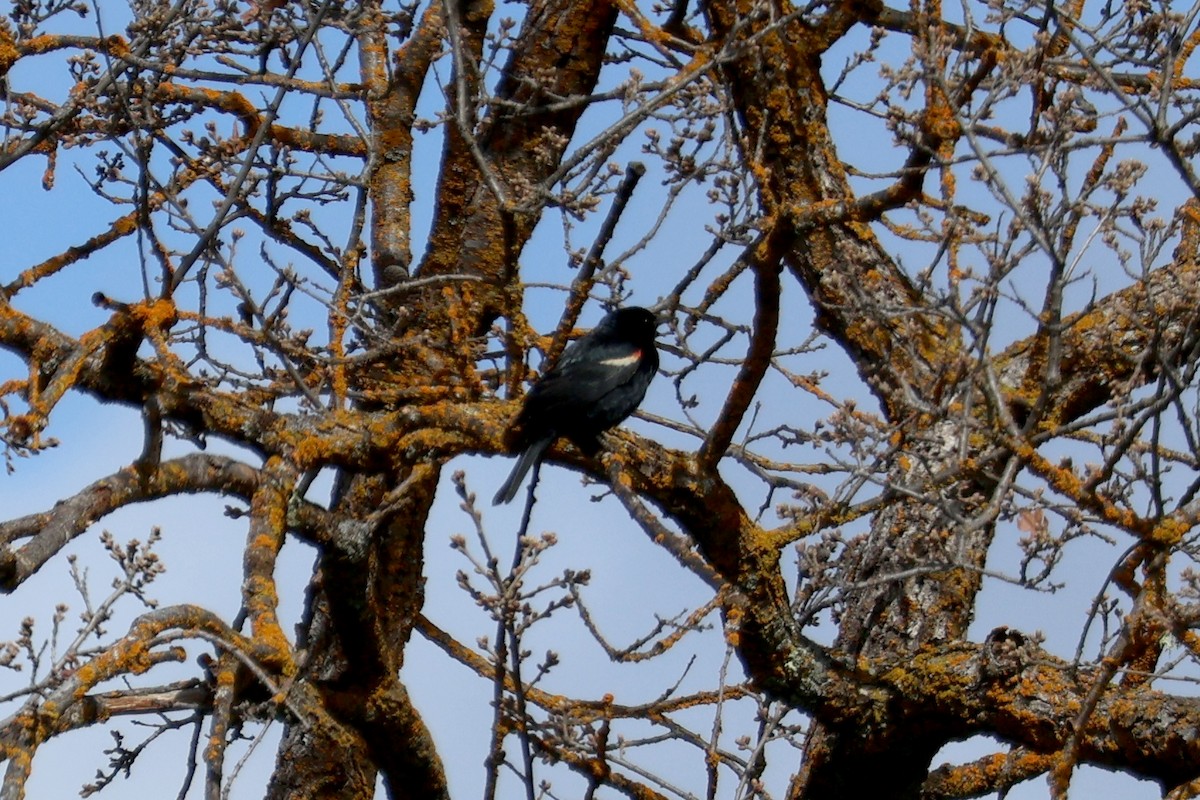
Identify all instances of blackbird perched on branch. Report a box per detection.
[493,306,659,505]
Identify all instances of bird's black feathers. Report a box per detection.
[493,307,658,505]
[491,434,551,507]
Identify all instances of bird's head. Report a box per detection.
[600,306,659,345]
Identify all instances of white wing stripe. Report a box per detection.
[598,351,640,367]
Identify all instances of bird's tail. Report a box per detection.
[492,436,552,505]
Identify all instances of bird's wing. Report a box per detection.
[528,340,646,410]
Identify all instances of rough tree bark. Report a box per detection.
[2,0,1200,799]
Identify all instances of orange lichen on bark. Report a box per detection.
[5,212,143,294]
[130,297,178,331]
[612,0,694,50]
[1018,441,1152,538]
[22,325,107,430]
[928,749,1057,797]
[1147,513,1199,548]
[61,608,229,695]
[150,83,366,157]
[0,26,18,74]
[242,458,296,673]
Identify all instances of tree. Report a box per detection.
[2,0,1200,797]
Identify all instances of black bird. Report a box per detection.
[493,306,659,505]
